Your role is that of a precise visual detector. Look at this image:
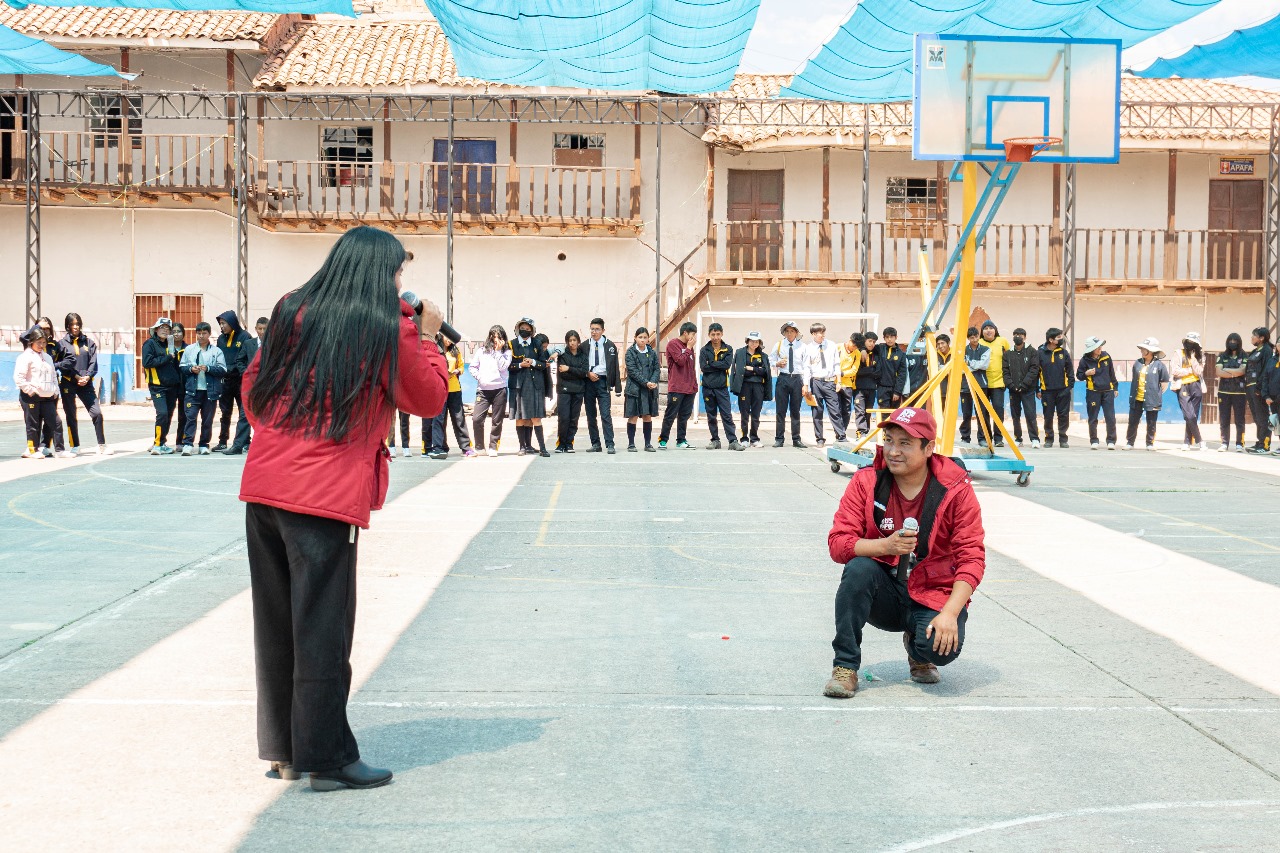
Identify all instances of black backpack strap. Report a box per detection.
[872,467,893,533]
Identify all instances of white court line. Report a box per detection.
[0,438,151,485]
[0,455,532,851]
[982,493,1280,697]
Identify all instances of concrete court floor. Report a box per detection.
[1,406,1280,851]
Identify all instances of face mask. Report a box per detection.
[1013,336,1024,345]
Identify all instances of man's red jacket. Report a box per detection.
[665,337,697,395]
[239,299,448,528]
[828,449,986,611]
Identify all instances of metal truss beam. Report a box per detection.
[1063,164,1078,353]
[234,94,250,321]
[1267,105,1280,340]
[25,95,40,328]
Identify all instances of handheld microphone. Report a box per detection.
[400,290,462,345]
[901,517,919,537]
[896,517,920,583]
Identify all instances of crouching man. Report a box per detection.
[823,407,985,697]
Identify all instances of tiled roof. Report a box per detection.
[0,6,285,44]
[254,19,505,91]
[702,74,1279,150]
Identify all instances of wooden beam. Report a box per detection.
[819,146,832,272]
[380,100,392,213]
[1164,150,1178,280]
[705,143,715,271]
[508,100,519,216]
[1050,163,1061,277]
[631,103,641,221]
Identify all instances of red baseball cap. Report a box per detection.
[878,406,937,441]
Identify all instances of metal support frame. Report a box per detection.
[233,94,249,321]
[654,106,663,345]
[1266,105,1280,340]
[859,103,870,324]
[445,95,455,325]
[24,94,41,327]
[1063,163,1078,352]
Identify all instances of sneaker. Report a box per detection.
[1123,443,1133,451]
[1058,440,1069,449]
[565,447,575,453]
[198,446,211,455]
[223,446,244,456]
[977,438,987,448]
[729,440,746,451]
[773,439,784,448]
[750,440,761,448]
[1217,444,1228,453]
[517,447,528,457]
[98,444,113,456]
[627,444,638,452]
[554,447,568,454]
[1236,444,1245,453]
[706,440,721,450]
[486,447,498,457]
[1180,443,1189,452]
[22,449,38,459]
[904,632,940,684]
[182,445,195,456]
[1013,437,1023,447]
[644,444,657,453]
[40,447,53,458]
[149,444,163,456]
[835,437,850,446]
[815,439,826,448]
[212,443,228,453]
[822,666,858,699]
[401,447,412,458]
[1090,442,1100,450]
[607,446,616,455]
[1145,444,1156,451]
[960,439,972,447]
[56,450,76,459]
[658,439,668,448]
[676,441,691,449]
[463,449,477,458]
[431,451,448,460]
[1106,443,1116,450]
[1249,445,1269,455]
[586,445,603,453]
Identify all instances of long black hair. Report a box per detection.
[1182,338,1203,362]
[248,226,406,441]
[1225,332,1243,357]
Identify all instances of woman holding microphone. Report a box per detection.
[240,226,448,791]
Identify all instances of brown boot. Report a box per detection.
[823,666,858,698]
[904,632,940,684]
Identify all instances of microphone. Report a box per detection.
[896,517,920,583]
[901,517,919,537]
[400,290,462,345]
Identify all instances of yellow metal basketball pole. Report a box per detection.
[937,161,976,458]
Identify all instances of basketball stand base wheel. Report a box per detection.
[830,460,842,473]
[1016,471,1031,487]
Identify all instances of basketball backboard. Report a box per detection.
[912,34,1121,164]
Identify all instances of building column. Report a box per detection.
[705,142,715,272]
[1164,150,1178,281]
[820,146,832,272]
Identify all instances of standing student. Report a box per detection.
[659,322,698,449]
[701,323,744,450]
[55,313,110,456]
[1125,337,1170,451]
[226,317,268,456]
[1076,336,1118,450]
[386,410,413,458]
[894,331,928,406]
[179,322,228,455]
[934,334,952,404]
[555,330,589,452]
[853,331,879,437]
[14,325,59,458]
[1172,332,1206,452]
[428,334,473,459]
[838,333,863,431]
[1244,328,1274,454]
[803,322,847,447]
[959,327,989,446]
[583,318,621,454]
[978,320,1009,443]
[1038,327,1075,449]
[731,331,772,447]
[769,321,806,448]
[508,318,549,458]
[875,327,903,410]
[1215,333,1247,452]
[470,325,511,457]
[624,327,661,452]
[1002,328,1041,448]
[1266,345,1280,456]
[142,316,183,454]
[36,317,68,456]
[172,323,190,446]
[214,311,250,452]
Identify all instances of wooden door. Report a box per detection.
[727,169,783,271]
[0,94,25,181]
[1208,180,1263,279]
[134,294,203,387]
[433,138,496,214]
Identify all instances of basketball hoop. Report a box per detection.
[1003,137,1061,163]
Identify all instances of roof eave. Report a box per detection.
[45,36,263,52]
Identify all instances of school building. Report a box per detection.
[1,4,1276,415]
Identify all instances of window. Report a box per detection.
[553,133,604,168]
[320,126,373,188]
[88,91,142,149]
[885,177,939,224]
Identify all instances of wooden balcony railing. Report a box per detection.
[257,159,638,223]
[35,131,231,191]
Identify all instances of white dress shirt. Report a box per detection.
[802,339,842,385]
[770,337,805,376]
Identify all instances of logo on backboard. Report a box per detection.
[926,45,945,70]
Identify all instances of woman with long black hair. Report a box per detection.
[1215,332,1247,452]
[1172,331,1206,451]
[470,325,511,456]
[240,226,448,791]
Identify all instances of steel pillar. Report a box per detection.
[445,95,455,325]
[233,94,249,321]
[1266,105,1280,340]
[1063,163,1078,353]
[654,106,663,345]
[859,103,870,326]
[24,95,41,327]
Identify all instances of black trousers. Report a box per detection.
[852,388,877,435]
[1041,388,1072,442]
[431,390,471,453]
[738,382,765,442]
[703,386,737,442]
[183,390,217,447]
[876,387,897,411]
[20,392,57,452]
[832,557,966,671]
[149,384,181,446]
[61,382,105,449]
[557,390,585,448]
[959,392,980,443]
[659,391,695,443]
[837,387,854,432]
[1086,390,1117,445]
[986,387,1006,441]
[810,379,846,442]
[1008,388,1040,442]
[774,374,803,441]
[1126,402,1159,447]
[218,372,243,444]
[472,387,507,451]
[1177,385,1203,445]
[584,378,615,449]
[1219,393,1247,445]
[247,502,359,773]
[1247,389,1271,449]
[232,407,252,451]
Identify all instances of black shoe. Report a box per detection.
[517,447,527,457]
[565,446,575,453]
[269,761,301,781]
[309,760,393,791]
[628,444,638,452]
[222,446,244,455]
[587,445,603,453]
[539,449,551,458]
[644,444,656,452]
[792,440,806,448]
[212,442,228,452]
[773,439,784,448]
[1059,440,1069,449]
[554,447,568,454]
[606,446,616,455]
[816,439,826,448]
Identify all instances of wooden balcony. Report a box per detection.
[704,220,1265,295]
[255,159,642,234]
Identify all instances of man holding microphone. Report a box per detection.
[823,407,985,698]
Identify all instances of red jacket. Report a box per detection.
[665,337,697,395]
[828,449,985,611]
[239,300,449,528]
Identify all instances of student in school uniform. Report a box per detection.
[171,323,190,446]
[225,317,268,456]
[179,321,228,455]
[508,317,550,457]
[959,327,989,446]
[853,331,880,437]
[978,320,1009,444]
[427,333,474,459]
[214,311,250,452]
[1001,328,1041,448]
[55,312,110,456]
[875,327,903,411]
[1215,332,1248,452]
[142,316,183,455]
[838,333,863,433]
[731,331,773,447]
[894,331,929,406]
[659,322,698,449]
[14,325,59,458]
[1038,327,1075,449]
[701,322,744,451]
[1125,337,1171,451]
[36,317,69,457]
[555,330,590,453]
[769,321,806,448]
[1171,332,1206,452]
[470,325,511,457]
[1076,336,1118,450]
[934,334,953,405]
[803,322,847,448]
[583,318,621,454]
[624,327,661,452]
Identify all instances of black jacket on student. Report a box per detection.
[855,348,880,391]
[1038,344,1075,391]
[1002,345,1041,393]
[874,342,902,390]
[894,349,927,396]
[557,347,590,395]
[584,336,622,392]
[1076,351,1118,393]
[700,341,733,390]
[730,348,774,399]
[141,337,183,388]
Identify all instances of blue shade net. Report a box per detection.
[2,0,354,13]
[0,22,124,75]
[424,0,762,92]
[783,0,1224,102]
[1132,10,1280,79]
